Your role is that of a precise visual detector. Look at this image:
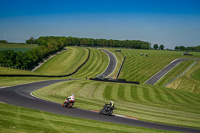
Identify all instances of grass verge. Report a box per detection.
[0,103,173,133]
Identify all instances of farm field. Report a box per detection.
[0,43,38,52]
[33,80,200,129]
[0,103,172,133]
[118,49,200,83]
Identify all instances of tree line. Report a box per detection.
[174,45,200,52]
[35,36,151,49]
[0,36,151,70]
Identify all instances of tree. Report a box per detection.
[153,44,158,49]
[159,45,164,50]
[26,37,36,44]
[174,46,179,51]
[179,46,186,51]
[0,40,8,43]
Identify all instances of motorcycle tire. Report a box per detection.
[99,109,102,114]
[107,110,113,116]
[67,103,73,108]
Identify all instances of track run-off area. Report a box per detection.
[1,48,200,132]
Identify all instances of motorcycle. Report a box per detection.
[99,103,115,116]
[62,99,75,108]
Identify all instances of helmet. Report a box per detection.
[72,94,74,96]
[110,101,113,104]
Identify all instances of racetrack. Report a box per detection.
[0,80,200,133]
[145,58,188,85]
[96,49,117,78]
[1,51,200,132]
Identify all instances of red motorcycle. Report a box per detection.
[62,98,75,108]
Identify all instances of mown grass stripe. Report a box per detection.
[123,85,132,101]
[117,85,125,100]
[131,85,139,101]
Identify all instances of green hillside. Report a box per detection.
[69,48,109,79]
[118,49,200,83]
[1,47,200,132]
[33,80,200,129]
[34,47,89,75]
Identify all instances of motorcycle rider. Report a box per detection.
[66,94,75,104]
[106,101,114,110]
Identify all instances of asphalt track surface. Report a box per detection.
[1,51,200,132]
[97,49,117,78]
[145,58,189,85]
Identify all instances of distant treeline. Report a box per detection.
[174,45,200,52]
[35,36,151,49]
[0,36,151,70]
[0,40,8,43]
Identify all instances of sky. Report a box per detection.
[0,0,200,49]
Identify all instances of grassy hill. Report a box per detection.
[1,47,200,132]
[33,80,200,129]
[34,47,89,75]
[69,48,109,79]
[118,49,200,83]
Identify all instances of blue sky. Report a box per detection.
[0,0,200,49]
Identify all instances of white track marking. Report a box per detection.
[30,92,60,104]
[96,49,117,78]
[144,59,180,84]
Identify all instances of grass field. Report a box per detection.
[33,80,200,129]
[0,43,38,52]
[118,49,200,83]
[34,47,89,75]
[0,103,173,133]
